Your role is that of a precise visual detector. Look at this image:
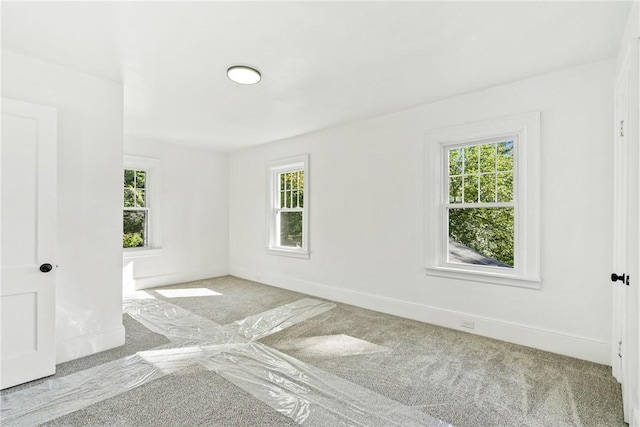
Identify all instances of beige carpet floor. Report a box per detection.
[1,276,625,426]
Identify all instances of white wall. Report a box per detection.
[123,136,229,290]
[2,50,125,363]
[229,61,615,364]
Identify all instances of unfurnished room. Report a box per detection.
[1,1,639,426]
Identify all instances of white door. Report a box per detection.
[613,40,640,424]
[612,50,630,420]
[625,38,640,427]
[1,98,57,389]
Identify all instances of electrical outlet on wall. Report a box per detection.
[460,320,475,329]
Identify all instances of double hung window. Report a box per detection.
[425,112,540,287]
[267,155,309,258]
[123,155,161,255]
[123,169,148,248]
[447,139,515,268]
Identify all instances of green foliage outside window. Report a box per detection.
[279,170,304,247]
[123,210,146,248]
[280,211,303,247]
[123,169,147,248]
[449,207,514,266]
[448,141,515,267]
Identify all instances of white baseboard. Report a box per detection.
[56,325,125,364]
[133,267,228,291]
[230,267,610,365]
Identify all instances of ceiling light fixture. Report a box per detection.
[227,65,261,85]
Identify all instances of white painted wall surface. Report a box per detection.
[123,136,229,290]
[229,61,615,364]
[2,50,125,363]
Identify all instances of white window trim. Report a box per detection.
[424,112,541,289]
[123,155,163,259]
[266,155,310,259]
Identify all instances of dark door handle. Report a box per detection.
[40,263,53,273]
[611,273,628,285]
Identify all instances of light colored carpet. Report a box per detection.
[2,276,625,426]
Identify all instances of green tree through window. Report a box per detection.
[123,169,148,248]
[447,140,515,267]
[267,155,309,258]
[278,170,304,247]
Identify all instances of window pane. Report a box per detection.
[124,188,135,207]
[297,171,304,208]
[463,176,478,203]
[278,170,305,209]
[123,210,146,248]
[497,140,514,171]
[124,169,135,187]
[292,171,299,189]
[449,148,463,176]
[497,172,514,202]
[136,189,146,207]
[479,144,496,173]
[464,146,478,174]
[279,211,303,248]
[448,207,514,268]
[479,174,496,203]
[449,176,462,203]
[284,172,294,189]
[284,189,291,208]
[135,170,146,188]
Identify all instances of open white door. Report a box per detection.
[612,48,630,421]
[613,38,640,424]
[626,37,640,427]
[1,98,57,389]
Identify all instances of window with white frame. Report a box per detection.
[267,155,309,258]
[123,155,161,255]
[123,168,148,248]
[425,112,541,287]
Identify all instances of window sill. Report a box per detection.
[266,247,310,259]
[425,266,541,289]
[123,248,163,259]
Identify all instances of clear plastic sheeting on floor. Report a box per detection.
[1,342,178,427]
[202,341,451,426]
[123,297,238,342]
[2,293,451,427]
[232,298,337,341]
[123,296,337,343]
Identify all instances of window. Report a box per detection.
[425,112,540,287]
[447,140,515,268]
[123,168,148,248]
[267,155,309,258]
[123,155,161,256]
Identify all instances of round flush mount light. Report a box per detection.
[227,65,261,85]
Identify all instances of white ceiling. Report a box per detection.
[2,1,632,151]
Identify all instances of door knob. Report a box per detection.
[39,263,53,273]
[611,273,628,285]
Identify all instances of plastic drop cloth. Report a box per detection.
[201,341,450,426]
[2,294,451,427]
[123,296,337,343]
